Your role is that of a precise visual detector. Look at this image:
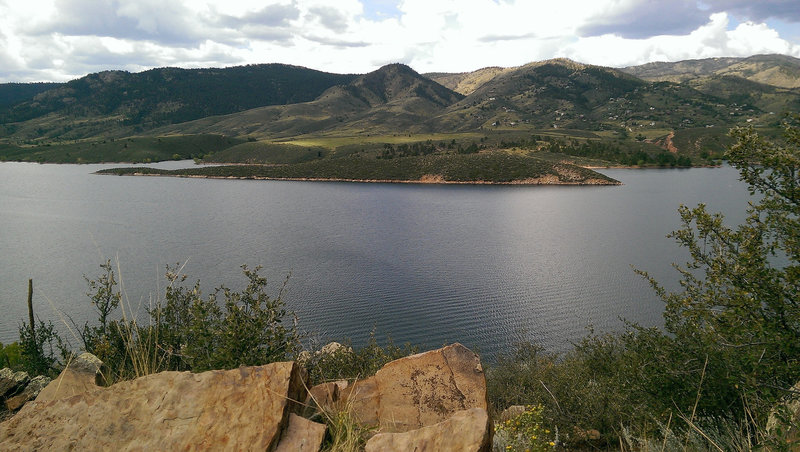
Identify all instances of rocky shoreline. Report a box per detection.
[103,171,622,186]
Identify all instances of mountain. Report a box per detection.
[425,67,513,95]
[154,63,464,138]
[0,64,357,141]
[429,58,735,132]
[621,54,800,89]
[3,55,800,167]
[0,82,62,108]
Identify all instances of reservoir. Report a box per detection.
[0,161,751,359]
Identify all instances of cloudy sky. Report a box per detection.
[1,0,799,82]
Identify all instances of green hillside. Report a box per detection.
[1,56,799,169]
[621,54,800,88]
[0,134,243,163]
[0,82,62,108]
[0,64,357,141]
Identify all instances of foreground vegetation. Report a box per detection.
[5,120,799,450]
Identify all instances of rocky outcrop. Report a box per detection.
[5,376,50,411]
[0,361,308,451]
[0,368,50,421]
[365,407,490,452]
[0,368,30,398]
[337,342,488,432]
[35,352,105,403]
[0,343,491,451]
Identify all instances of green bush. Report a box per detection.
[18,318,66,377]
[488,118,800,448]
[0,341,21,368]
[303,332,418,384]
[77,262,301,380]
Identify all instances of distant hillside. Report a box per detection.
[0,64,357,140]
[430,59,732,132]
[425,67,513,95]
[621,54,800,89]
[0,82,62,108]
[154,64,464,138]
[2,54,800,167]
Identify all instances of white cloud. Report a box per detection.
[563,13,800,68]
[0,0,798,82]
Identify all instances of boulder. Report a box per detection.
[36,352,105,403]
[274,413,326,452]
[497,405,526,422]
[0,361,308,451]
[320,342,351,355]
[365,408,491,452]
[342,343,488,432]
[5,376,50,411]
[0,368,29,398]
[304,380,348,417]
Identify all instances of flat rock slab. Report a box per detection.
[0,362,307,451]
[344,343,488,432]
[365,408,491,452]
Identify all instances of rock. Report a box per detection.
[320,342,351,355]
[365,408,491,452]
[498,405,526,422]
[766,381,800,445]
[343,376,381,425]
[275,413,326,452]
[0,368,30,398]
[0,362,308,451]
[35,352,105,403]
[304,380,348,416]
[5,376,51,411]
[342,343,488,432]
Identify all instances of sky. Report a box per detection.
[0,0,799,83]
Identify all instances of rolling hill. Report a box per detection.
[0,64,356,142]
[1,54,799,169]
[152,63,464,139]
[621,54,800,89]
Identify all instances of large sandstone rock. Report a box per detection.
[0,362,308,451]
[342,343,488,432]
[304,379,348,417]
[35,352,105,403]
[365,408,491,452]
[274,413,326,452]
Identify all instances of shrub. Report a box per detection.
[0,341,21,368]
[78,262,301,380]
[303,332,418,384]
[17,318,66,377]
[493,405,556,451]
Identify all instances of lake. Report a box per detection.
[0,161,751,360]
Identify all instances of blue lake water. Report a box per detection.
[0,161,752,359]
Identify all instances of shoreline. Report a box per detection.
[100,172,622,186]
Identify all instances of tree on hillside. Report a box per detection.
[641,116,799,420]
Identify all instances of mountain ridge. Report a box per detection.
[1,54,799,168]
